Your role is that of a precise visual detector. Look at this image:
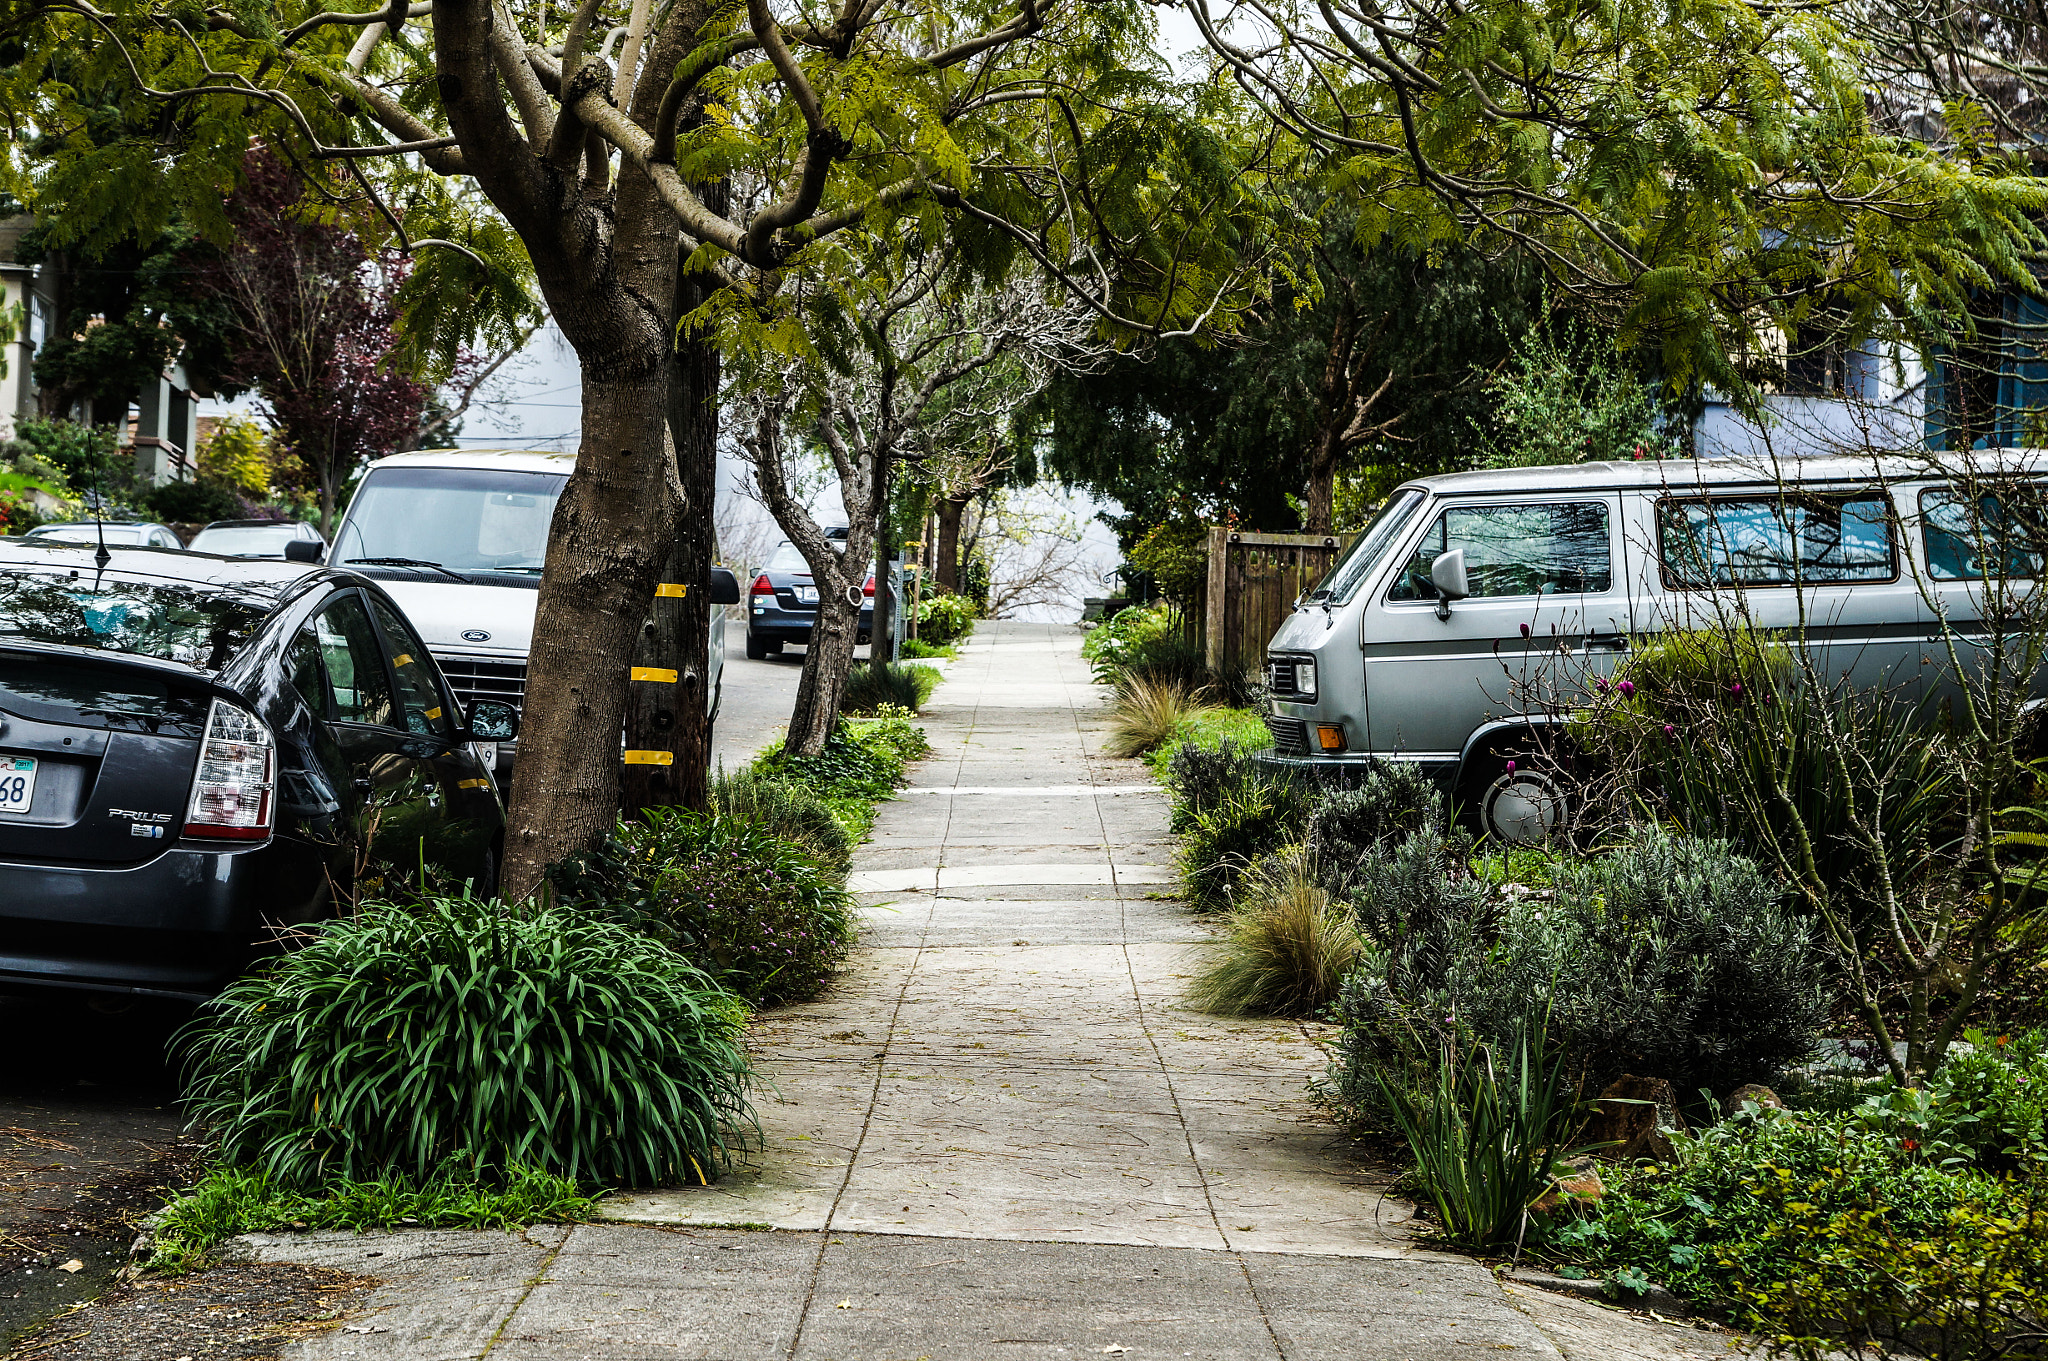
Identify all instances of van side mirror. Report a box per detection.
[708,566,742,605]
[1429,549,1469,621]
[466,699,520,742]
[284,539,324,564]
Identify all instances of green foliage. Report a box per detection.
[911,591,978,646]
[1570,628,1794,754]
[178,892,755,1189]
[1106,676,1216,759]
[1378,1022,1579,1251]
[148,1163,595,1275]
[1082,603,1178,683]
[141,475,247,525]
[1127,519,1209,604]
[1326,830,1826,1118]
[1476,325,1684,468]
[1858,1030,2048,1171]
[1545,1105,1986,1311]
[842,661,939,715]
[1162,737,1266,834]
[754,709,929,843]
[1177,778,1312,912]
[612,810,858,1006]
[196,415,277,495]
[708,768,854,880]
[1190,849,1363,1017]
[1304,762,1448,881]
[1746,1176,2048,1361]
[1143,706,1274,781]
[899,637,958,659]
[9,418,122,492]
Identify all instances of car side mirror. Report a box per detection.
[284,539,324,564]
[709,566,742,605]
[1430,549,1469,621]
[466,699,520,742]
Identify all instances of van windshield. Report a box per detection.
[334,466,568,576]
[1306,489,1426,606]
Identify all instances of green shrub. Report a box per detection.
[1305,763,1448,883]
[1546,1105,1987,1311]
[900,637,956,660]
[141,475,248,525]
[612,810,857,1006]
[1923,1030,2048,1167]
[1106,676,1216,758]
[1143,706,1272,781]
[708,767,853,880]
[1190,849,1363,1017]
[1465,830,1829,1097]
[1117,627,1211,693]
[150,1163,595,1274]
[1177,778,1312,911]
[1338,822,1494,990]
[1083,603,1177,683]
[179,893,756,1189]
[912,591,978,646]
[1163,737,1264,833]
[1380,1021,1580,1251]
[842,661,938,714]
[759,714,914,802]
[1745,1175,2048,1361]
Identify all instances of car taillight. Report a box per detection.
[863,575,875,597]
[751,575,774,596]
[184,699,274,840]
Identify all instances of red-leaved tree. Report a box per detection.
[205,153,427,528]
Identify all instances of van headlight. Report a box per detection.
[1294,658,1317,701]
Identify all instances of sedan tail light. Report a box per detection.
[751,574,774,596]
[184,699,274,840]
[863,575,875,597]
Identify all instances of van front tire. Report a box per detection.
[1468,751,1571,847]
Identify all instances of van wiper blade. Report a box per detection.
[349,557,469,585]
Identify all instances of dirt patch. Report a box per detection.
[2,1264,376,1361]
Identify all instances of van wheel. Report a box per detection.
[1470,753,1570,846]
[745,632,769,660]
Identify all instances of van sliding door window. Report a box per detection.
[1386,502,1612,601]
[1660,495,1895,588]
[1920,486,2048,579]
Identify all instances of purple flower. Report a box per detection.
[1617,680,1636,697]
[1504,760,1517,773]
[1595,677,1609,692]
[1729,682,1744,696]
[1519,622,1531,638]
[1663,724,1675,738]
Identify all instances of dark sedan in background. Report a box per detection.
[0,537,510,1000]
[745,535,875,659]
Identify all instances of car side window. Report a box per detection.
[1660,494,1894,588]
[370,599,452,738]
[286,628,331,719]
[314,594,396,727]
[1387,502,1612,601]
[1921,485,2048,580]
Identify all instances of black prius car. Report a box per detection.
[0,537,515,1000]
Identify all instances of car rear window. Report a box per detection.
[0,653,211,734]
[0,569,269,668]
[767,542,838,572]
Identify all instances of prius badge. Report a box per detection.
[461,629,492,643]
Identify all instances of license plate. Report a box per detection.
[0,756,36,814]
[477,742,498,772]
[796,585,819,604]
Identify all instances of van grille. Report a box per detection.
[1266,655,1303,697]
[1266,716,1309,757]
[434,653,528,721]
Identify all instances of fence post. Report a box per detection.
[1205,525,1229,674]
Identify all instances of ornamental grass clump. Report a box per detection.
[841,660,939,714]
[1189,849,1362,1017]
[617,808,858,1006]
[179,892,755,1189]
[709,767,853,879]
[1106,675,1217,758]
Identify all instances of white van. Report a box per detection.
[314,449,732,781]
[1258,453,2048,843]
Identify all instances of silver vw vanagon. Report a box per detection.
[1257,453,2048,843]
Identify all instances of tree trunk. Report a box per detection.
[1302,309,1358,536]
[871,453,897,664]
[787,587,861,752]
[935,491,967,592]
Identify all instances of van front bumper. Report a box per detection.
[1251,748,1458,790]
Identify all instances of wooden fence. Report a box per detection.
[1202,529,1346,678]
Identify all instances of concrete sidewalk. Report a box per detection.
[240,621,1736,1360]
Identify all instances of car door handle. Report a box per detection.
[1586,633,1629,653]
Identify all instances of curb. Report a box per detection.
[1507,1269,1702,1319]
